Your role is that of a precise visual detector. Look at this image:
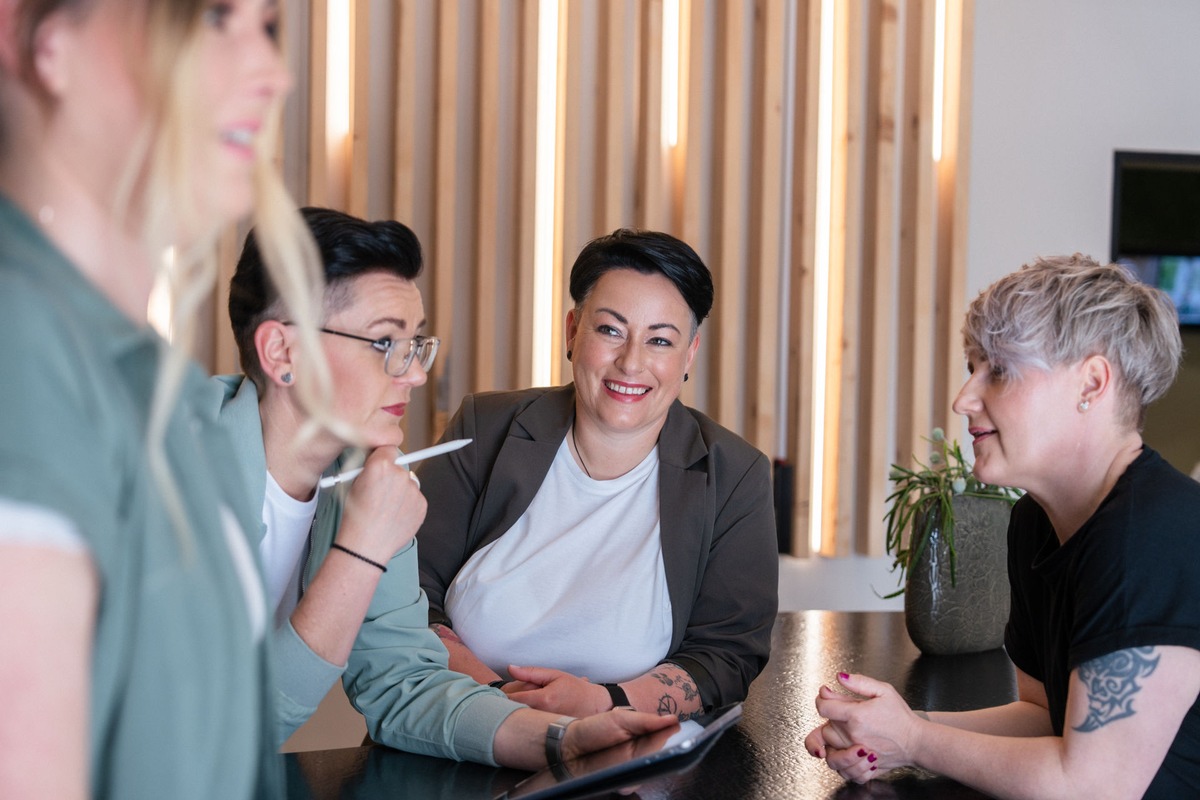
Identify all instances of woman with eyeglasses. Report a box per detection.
[222,207,677,767]
[221,206,436,742]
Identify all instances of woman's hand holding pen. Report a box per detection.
[336,447,427,568]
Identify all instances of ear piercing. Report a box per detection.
[1078,399,1089,411]
[684,373,689,383]
[566,350,572,361]
[281,372,293,384]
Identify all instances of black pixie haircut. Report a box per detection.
[568,229,714,336]
[228,206,423,387]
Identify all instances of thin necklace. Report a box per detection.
[571,425,594,478]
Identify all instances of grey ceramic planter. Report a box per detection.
[904,494,1011,655]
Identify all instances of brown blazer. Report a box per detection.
[416,384,779,709]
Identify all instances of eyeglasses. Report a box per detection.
[319,327,440,377]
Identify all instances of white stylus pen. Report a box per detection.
[317,438,472,489]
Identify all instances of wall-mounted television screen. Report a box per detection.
[1111,150,1200,326]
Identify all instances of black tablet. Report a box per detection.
[494,703,742,800]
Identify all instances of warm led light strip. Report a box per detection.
[532,0,561,387]
[810,0,836,554]
[327,0,351,147]
[662,0,681,148]
[932,0,946,162]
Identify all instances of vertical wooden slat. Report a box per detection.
[347,0,371,217]
[749,0,786,456]
[474,1,501,390]
[212,227,243,375]
[860,0,901,557]
[815,0,850,554]
[639,0,667,229]
[600,0,631,232]
[431,1,461,435]
[790,0,822,555]
[678,0,711,411]
[280,0,311,203]
[393,0,417,224]
[714,1,749,433]
[892,0,924,469]
[550,0,569,387]
[832,0,867,552]
[909,0,937,449]
[942,0,974,422]
[307,0,329,206]
[558,0,594,380]
[516,0,539,388]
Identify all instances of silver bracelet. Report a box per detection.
[544,716,575,766]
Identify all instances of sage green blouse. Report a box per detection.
[0,195,282,798]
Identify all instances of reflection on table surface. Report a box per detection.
[286,611,1016,800]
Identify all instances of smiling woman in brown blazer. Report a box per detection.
[415,229,779,721]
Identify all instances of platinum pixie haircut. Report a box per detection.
[962,254,1182,429]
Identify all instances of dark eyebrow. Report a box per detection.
[369,317,427,333]
[596,308,681,336]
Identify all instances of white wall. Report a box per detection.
[966,0,1200,296]
[803,0,1200,612]
[963,0,1200,474]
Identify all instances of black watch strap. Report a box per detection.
[602,682,630,709]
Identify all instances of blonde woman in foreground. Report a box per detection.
[806,256,1200,799]
[0,1,328,797]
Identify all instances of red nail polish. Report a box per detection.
[857,749,867,757]
[868,753,877,763]
[870,766,877,771]
[838,672,850,680]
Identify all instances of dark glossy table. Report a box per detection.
[285,611,1017,799]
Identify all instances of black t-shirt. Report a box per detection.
[1005,447,1200,797]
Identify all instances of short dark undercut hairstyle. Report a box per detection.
[228,206,424,388]
[568,228,714,338]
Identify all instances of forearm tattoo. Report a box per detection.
[651,668,701,720]
[1073,646,1160,733]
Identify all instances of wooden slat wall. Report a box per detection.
[195,0,976,557]
[828,0,974,556]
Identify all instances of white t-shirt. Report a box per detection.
[259,472,319,629]
[445,437,673,683]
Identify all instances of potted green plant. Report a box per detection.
[884,428,1021,654]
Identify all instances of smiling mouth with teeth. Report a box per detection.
[604,380,649,396]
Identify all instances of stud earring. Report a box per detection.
[566,350,572,361]
[281,372,293,384]
[1078,399,1089,411]
[684,373,689,383]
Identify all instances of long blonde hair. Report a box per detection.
[11,0,335,547]
[144,2,338,547]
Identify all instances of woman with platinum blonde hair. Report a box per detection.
[0,1,332,797]
[806,255,1200,799]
